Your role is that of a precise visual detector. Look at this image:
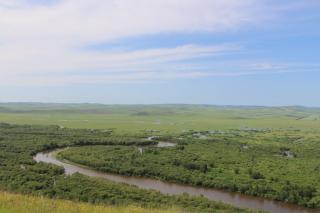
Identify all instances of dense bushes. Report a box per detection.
[248,169,264,180]
[59,130,320,209]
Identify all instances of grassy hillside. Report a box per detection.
[0,191,176,213]
[0,103,319,134]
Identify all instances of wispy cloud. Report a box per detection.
[0,43,239,74]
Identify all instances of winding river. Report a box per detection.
[34,142,318,213]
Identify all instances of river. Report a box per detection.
[34,142,318,213]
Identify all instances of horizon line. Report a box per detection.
[0,102,319,109]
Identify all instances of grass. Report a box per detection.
[0,191,177,213]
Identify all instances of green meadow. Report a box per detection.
[0,103,319,134]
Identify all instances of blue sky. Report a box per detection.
[0,0,319,106]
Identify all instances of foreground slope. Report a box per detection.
[0,191,176,213]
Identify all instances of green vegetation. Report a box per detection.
[0,191,177,213]
[0,103,320,134]
[0,123,255,213]
[1,103,320,211]
[58,129,320,208]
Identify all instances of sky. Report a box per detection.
[0,0,319,106]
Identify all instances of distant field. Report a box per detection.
[0,103,319,134]
[0,191,176,213]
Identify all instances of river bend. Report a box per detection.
[34,142,318,213]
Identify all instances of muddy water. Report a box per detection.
[34,143,318,213]
[156,142,176,147]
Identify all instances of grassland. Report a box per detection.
[0,191,177,213]
[0,103,319,134]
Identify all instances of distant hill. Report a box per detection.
[0,102,319,114]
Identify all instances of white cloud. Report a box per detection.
[0,0,308,86]
[0,0,262,43]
